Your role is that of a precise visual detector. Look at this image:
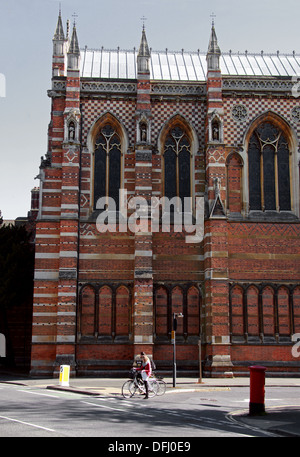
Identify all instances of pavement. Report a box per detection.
[1,370,300,437]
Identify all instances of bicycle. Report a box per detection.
[122,369,158,398]
[152,373,166,396]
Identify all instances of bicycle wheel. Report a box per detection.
[148,379,158,397]
[122,380,135,398]
[136,379,146,396]
[156,379,166,396]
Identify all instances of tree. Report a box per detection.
[0,224,35,366]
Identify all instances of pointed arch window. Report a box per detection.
[163,125,192,212]
[94,123,121,210]
[248,122,291,212]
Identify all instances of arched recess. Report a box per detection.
[98,285,113,338]
[262,285,275,338]
[79,284,96,338]
[226,152,243,214]
[293,286,300,334]
[154,286,169,340]
[277,285,291,338]
[246,285,260,339]
[86,112,129,212]
[158,114,198,214]
[186,285,201,337]
[115,285,131,341]
[230,284,245,340]
[171,286,184,336]
[241,111,299,217]
[154,283,201,342]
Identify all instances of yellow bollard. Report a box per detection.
[59,365,70,386]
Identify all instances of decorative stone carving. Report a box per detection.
[140,122,147,141]
[214,177,221,197]
[136,112,151,144]
[68,121,75,140]
[81,81,137,93]
[208,111,223,143]
[152,83,205,96]
[231,104,248,122]
[52,80,67,91]
[136,150,152,161]
[212,120,220,141]
[223,77,294,93]
[64,108,81,143]
[291,106,300,123]
[59,269,77,280]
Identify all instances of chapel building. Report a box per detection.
[30,12,300,377]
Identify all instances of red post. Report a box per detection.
[249,366,266,415]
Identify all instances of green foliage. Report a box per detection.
[0,224,34,310]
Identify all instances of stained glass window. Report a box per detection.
[94,123,121,210]
[164,125,191,212]
[248,122,291,212]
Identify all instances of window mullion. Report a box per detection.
[106,146,110,207]
[274,149,279,211]
[176,153,179,207]
[289,151,293,212]
[260,149,265,211]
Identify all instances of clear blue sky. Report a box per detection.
[0,0,299,219]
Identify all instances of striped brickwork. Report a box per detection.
[30,16,300,377]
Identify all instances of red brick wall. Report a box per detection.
[30,33,300,377]
[227,222,300,374]
[228,223,300,282]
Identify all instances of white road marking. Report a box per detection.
[233,398,282,403]
[18,389,60,398]
[0,415,55,432]
[81,401,125,412]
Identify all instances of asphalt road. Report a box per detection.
[1,381,294,439]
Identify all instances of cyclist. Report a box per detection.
[134,352,152,399]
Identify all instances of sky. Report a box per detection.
[0,0,300,219]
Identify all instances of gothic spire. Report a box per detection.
[67,23,80,71]
[68,24,80,56]
[52,9,67,75]
[53,10,65,41]
[137,25,150,73]
[206,19,221,70]
[138,26,150,58]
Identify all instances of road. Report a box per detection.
[0,381,297,439]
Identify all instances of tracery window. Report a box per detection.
[163,125,191,211]
[248,122,291,212]
[94,123,121,210]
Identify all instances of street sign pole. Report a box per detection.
[172,313,183,388]
[198,337,202,383]
[172,313,176,387]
